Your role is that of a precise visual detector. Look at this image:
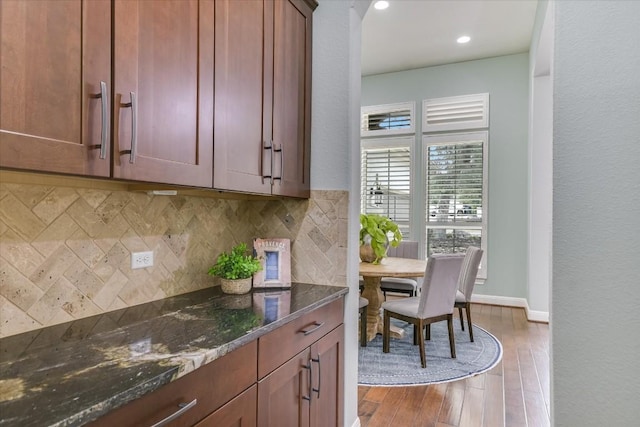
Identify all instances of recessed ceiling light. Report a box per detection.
[374,1,389,10]
[457,36,471,44]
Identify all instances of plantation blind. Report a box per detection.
[426,141,484,224]
[422,93,489,133]
[361,146,412,238]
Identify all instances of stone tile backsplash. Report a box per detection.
[0,182,348,337]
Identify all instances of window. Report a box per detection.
[423,131,488,279]
[360,138,412,238]
[361,102,415,137]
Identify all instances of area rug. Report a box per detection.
[358,319,502,386]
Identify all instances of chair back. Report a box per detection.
[418,254,465,318]
[458,247,484,300]
[386,240,419,259]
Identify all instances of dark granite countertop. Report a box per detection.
[0,283,347,427]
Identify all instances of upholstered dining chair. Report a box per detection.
[359,296,369,347]
[454,246,484,342]
[381,254,465,368]
[380,240,420,298]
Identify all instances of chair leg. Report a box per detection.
[417,320,426,368]
[458,306,464,330]
[447,315,456,358]
[465,303,474,342]
[425,324,431,340]
[360,307,367,347]
[413,324,419,345]
[383,310,391,353]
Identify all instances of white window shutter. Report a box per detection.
[422,93,489,133]
[360,139,412,239]
[361,102,415,137]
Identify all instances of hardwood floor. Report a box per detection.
[358,304,550,427]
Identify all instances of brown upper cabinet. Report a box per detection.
[213,0,316,198]
[1,0,314,197]
[0,0,111,177]
[112,0,213,187]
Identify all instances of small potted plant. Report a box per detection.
[359,213,402,264]
[208,243,262,294]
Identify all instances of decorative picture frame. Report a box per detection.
[252,238,291,288]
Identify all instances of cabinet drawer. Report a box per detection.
[88,340,257,427]
[258,298,343,379]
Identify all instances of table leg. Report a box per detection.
[360,276,405,341]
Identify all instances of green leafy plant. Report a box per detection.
[359,213,402,264]
[208,243,262,280]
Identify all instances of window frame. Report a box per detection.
[422,131,489,280]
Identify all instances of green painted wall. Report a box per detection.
[362,53,530,298]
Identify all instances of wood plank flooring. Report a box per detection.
[358,304,550,427]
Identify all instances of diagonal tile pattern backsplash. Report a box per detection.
[0,182,348,338]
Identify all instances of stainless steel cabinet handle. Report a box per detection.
[262,140,273,184]
[312,355,321,398]
[149,399,197,427]
[121,92,137,164]
[273,144,283,182]
[98,81,109,159]
[299,321,325,336]
[302,361,312,404]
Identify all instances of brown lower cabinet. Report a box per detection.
[257,325,344,427]
[88,298,344,427]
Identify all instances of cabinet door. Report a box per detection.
[257,347,311,427]
[271,0,313,198]
[310,325,344,427]
[112,0,213,187]
[195,385,257,427]
[213,0,271,194]
[0,0,111,177]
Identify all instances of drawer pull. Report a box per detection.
[150,398,197,427]
[299,321,325,336]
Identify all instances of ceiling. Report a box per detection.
[361,0,539,76]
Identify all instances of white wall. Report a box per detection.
[311,1,370,426]
[553,1,640,425]
[527,1,553,321]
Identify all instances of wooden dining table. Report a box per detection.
[359,256,427,342]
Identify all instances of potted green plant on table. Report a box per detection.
[359,213,402,264]
[208,243,262,294]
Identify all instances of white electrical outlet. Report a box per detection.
[131,251,154,269]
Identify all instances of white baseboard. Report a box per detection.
[470,294,549,323]
[525,309,549,323]
[351,417,361,427]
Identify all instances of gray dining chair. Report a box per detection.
[380,240,420,298]
[454,246,484,342]
[382,253,465,368]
